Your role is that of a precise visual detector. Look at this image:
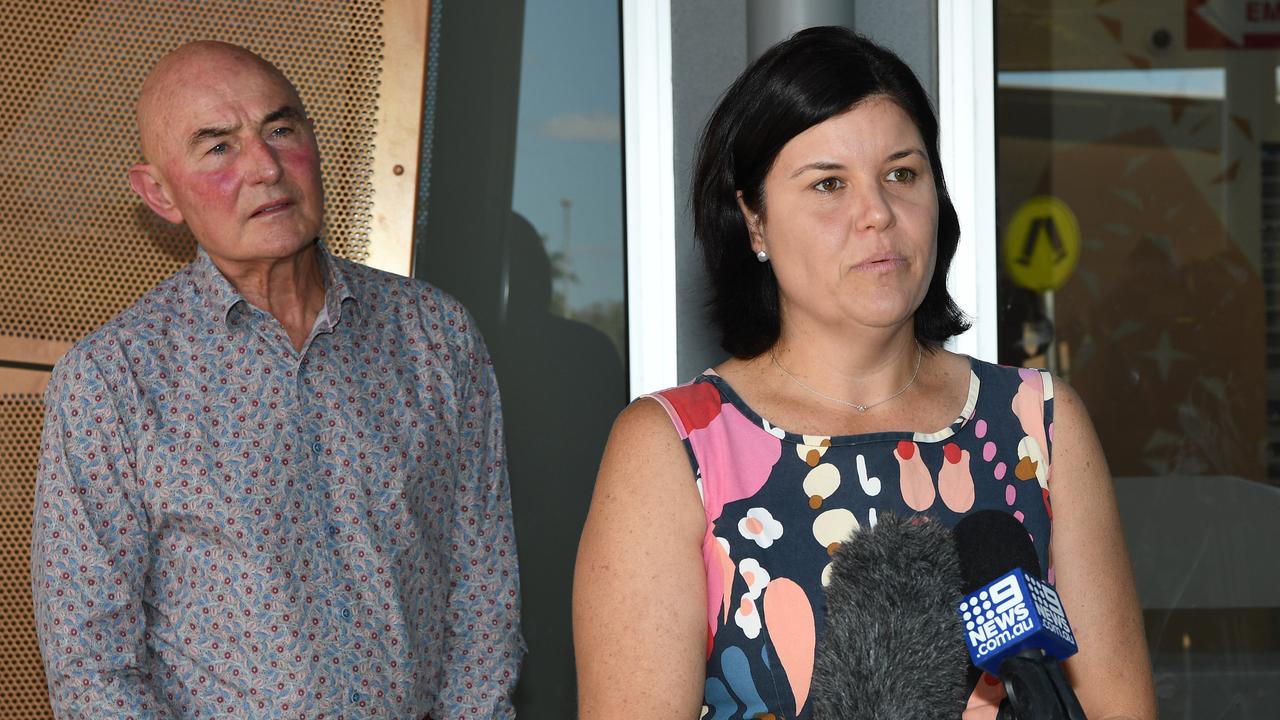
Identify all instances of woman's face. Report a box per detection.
[741,96,939,339]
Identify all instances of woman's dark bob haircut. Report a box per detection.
[692,26,970,358]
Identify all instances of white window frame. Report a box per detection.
[938,0,999,362]
[621,1,998,396]
[621,0,678,397]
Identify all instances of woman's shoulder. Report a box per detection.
[594,395,705,525]
[609,373,721,457]
[965,355,1055,402]
[966,353,1041,379]
[640,373,727,439]
[646,372,721,401]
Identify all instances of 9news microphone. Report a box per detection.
[811,513,970,720]
[953,510,1088,720]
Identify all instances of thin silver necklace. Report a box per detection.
[770,343,923,413]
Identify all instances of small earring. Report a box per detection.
[756,249,769,263]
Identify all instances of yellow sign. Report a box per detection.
[1002,196,1080,292]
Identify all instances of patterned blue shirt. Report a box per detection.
[31,244,523,719]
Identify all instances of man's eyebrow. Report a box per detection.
[262,105,304,125]
[188,123,236,147]
[186,106,304,148]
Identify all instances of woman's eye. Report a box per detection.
[887,168,916,183]
[814,178,843,192]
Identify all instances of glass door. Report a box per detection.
[995,2,1280,716]
[414,1,628,716]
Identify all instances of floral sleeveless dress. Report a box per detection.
[646,357,1056,719]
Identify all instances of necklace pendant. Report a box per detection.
[769,343,922,416]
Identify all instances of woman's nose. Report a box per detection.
[852,183,893,231]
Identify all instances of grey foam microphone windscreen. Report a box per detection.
[811,513,970,719]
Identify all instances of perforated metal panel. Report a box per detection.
[0,0,382,346]
[0,2,390,716]
[0,395,47,718]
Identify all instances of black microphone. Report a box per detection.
[952,510,1088,720]
[953,509,1043,596]
[811,513,970,719]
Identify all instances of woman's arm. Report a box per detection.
[573,399,710,718]
[1048,380,1158,719]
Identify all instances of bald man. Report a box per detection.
[31,41,523,719]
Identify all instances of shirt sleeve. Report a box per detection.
[30,349,173,719]
[432,329,525,720]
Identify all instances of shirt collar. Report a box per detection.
[316,243,357,331]
[189,242,357,330]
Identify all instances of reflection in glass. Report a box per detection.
[415,1,627,717]
[511,1,626,360]
[996,3,1280,716]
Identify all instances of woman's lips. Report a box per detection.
[852,255,907,272]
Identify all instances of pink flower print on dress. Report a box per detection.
[938,442,975,513]
[895,440,935,511]
[735,595,763,638]
[762,578,815,716]
[704,535,736,630]
[675,394,780,650]
[738,507,783,548]
[688,403,782,525]
[1011,369,1051,489]
[735,559,771,639]
[739,557,771,599]
[664,381,724,439]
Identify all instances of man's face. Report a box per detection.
[133,48,324,267]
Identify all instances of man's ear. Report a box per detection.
[127,163,184,225]
[735,191,764,251]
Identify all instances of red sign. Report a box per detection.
[1188,0,1280,48]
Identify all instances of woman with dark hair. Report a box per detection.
[574,27,1154,719]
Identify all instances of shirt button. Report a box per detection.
[328,525,339,537]
[312,442,323,453]
[340,608,352,620]
[349,691,362,703]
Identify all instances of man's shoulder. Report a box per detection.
[108,260,199,326]
[53,262,198,380]
[336,256,485,350]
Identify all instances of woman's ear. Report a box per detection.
[127,163,185,225]
[735,191,764,252]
